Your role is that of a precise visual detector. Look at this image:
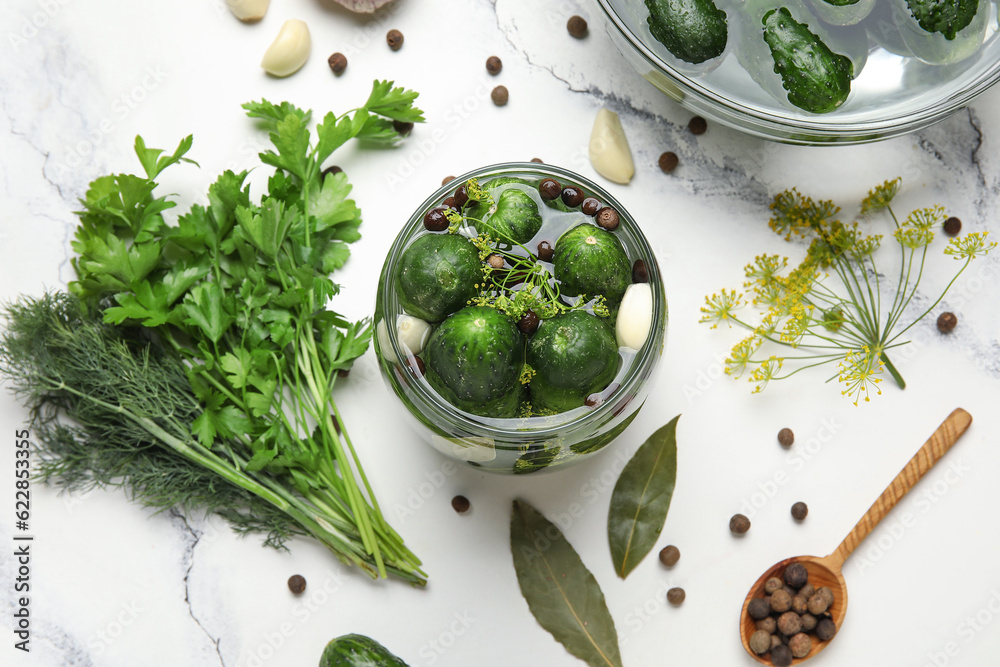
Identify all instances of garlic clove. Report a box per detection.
[375,319,398,364]
[227,0,270,22]
[589,108,635,185]
[616,282,653,350]
[396,314,432,355]
[261,19,311,77]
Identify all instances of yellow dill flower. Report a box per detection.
[726,336,761,378]
[519,364,536,385]
[699,289,745,328]
[754,310,780,338]
[779,302,813,346]
[769,188,841,240]
[749,356,783,394]
[744,254,788,285]
[904,205,946,230]
[751,278,784,307]
[827,220,861,253]
[838,346,884,406]
[860,177,901,214]
[851,235,882,258]
[894,226,934,249]
[822,307,845,332]
[945,231,996,260]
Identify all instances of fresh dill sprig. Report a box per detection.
[701,178,996,404]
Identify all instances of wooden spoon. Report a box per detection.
[739,407,973,664]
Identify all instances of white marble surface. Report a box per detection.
[2,1,1000,666]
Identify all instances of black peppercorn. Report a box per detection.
[561,186,585,208]
[581,197,602,216]
[451,495,470,513]
[748,597,771,620]
[386,29,404,51]
[770,644,793,667]
[423,208,449,232]
[322,165,343,180]
[517,309,539,335]
[730,513,751,535]
[778,427,794,448]
[328,52,347,75]
[632,259,648,283]
[815,618,837,641]
[791,501,809,521]
[784,562,808,589]
[486,55,502,75]
[538,179,561,201]
[491,85,509,106]
[688,115,708,135]
[666,587,685,605]
[943,216,962,236]
[567,15,588,38]
[393,119,414,136]
[937,311,957,333]
[658,151,679,173]
[536,240,554,262]
[287,574,306,595]
[658,545,680,567]
[596,207,620,231]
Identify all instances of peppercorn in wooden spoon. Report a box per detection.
[740,408,973,665]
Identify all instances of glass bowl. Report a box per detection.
[595,0,1000,144]
[373,163,667,475]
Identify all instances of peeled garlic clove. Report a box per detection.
[375,319,398,364]
[227,0,270,22]
[616,283,653,350]
[589,108,635,185]
[396,314,432,355]
[261,19,311,77]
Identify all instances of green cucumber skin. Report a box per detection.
[396,234,481,323]
[481,188,543,245]
[553,224,631,306]
[645,0,728,64]
[904,0,977,39]
[424,306,524,414]
[762,8,854,114]
[527,310,619,412]
[320,634,409,667]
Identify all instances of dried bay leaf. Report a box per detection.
[608,414,679,579]
[510,500,623,667]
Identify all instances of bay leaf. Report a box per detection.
[608,414,679,579]
[510,500,623,667]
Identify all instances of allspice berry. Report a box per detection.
[486,55,502,75]
[792,594,809,615]
[658,151,679,173]
[491,85,509,106]
[800,613,818,632]
[442,175,455,186]
[567,15,588,38]
[777,611,802,636]
[327,52,347,75]
[789,632,812,659]
[658,545,680,567]
[791,501,809,521]
[749,630,771,655]
[783,562,808,589]
[386,29,404,51]
[451,495,471,513]
[937,311,957,333]
[596,207,620,231]
[816,618,837,641]
[764,577,783,595]
[287,574,306,595]
[769,589,792,614]
[771,644,793,667]
[778,427,794,448]
[807,587,834,615]
[730,513,751,535]
[756,616,777,634]
[666,587,686,605]
[688,115,708,135]
[943,216,962,236]
[747,597,771,620]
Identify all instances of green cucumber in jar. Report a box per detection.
[423,306,524,418]
[527,310,620,413]
[320,634,409,667]
[762,8,854,114]
[463,176,533,222]
[396,233,481,323]
[477,188,543,245]
[645,0,728,64]
[553,223,631,306]
[904,0,978,39]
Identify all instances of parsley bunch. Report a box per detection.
[701,178,995,404]
[43,82,425,582]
